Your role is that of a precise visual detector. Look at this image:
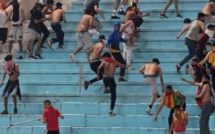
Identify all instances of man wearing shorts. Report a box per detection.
[0,2,7,53]
[0,54,21,115]
[70,9,94,62]
[6,0,25,59]
[39,100,64,134]
[97,52,125,116]
[28,3,46,59]
[139,58,165,115]
[202,1,215,23]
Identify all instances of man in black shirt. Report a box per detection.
[27,3,46,59]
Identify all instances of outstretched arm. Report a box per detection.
[139,65,145,75]
[180,78,202,87]
[153,94,165,122]
[176,24,191,39]
[199,52,211,66]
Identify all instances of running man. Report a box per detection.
[70,10,94,62]
[160,0,183,18]
[139,58,165,115]
[97,52,125,116]
[47,2,67,49]
[38,100,64,134]
[181,75,214,134]
[6,0,25,59]
[153,85,186,134]
[111,0,128,19]
[202,1,215,23]
[175,13,206,74]
[0,54,21,115]
[84,35,110,93]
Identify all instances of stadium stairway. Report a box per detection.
[0,0,214,134]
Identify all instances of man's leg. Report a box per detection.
[41,23,50,46]
[93,18,103,31]
[8,27,15,53]
[4,97,8,112]
[161,0,173,16]
[35,36,42,55]
[168,108,174,134]
[109,78,117,115]
[111,0,121,19]
[49,23,60,46]
[118,0,128,15]
[17,40,23,58]
[173,0,179,14]
[111,52,126,80]
[8,41,14,53]
[211,68,215,92]
[12,95,18,114]
[199,104,211,134]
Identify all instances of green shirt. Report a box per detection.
[174,90,182,105]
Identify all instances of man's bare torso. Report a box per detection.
[91,42,104,60]
[77,15,93,32]
[201,84,211,103]
[52,9,63,22]
[144,63,159,75]
[9,64,19,81]
[103,61,117,77]
[202,2,215,16]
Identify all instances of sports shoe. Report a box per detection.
[119,78,127,81]
[57,45,63,49]
[47,40,53,49]
[176,14,183,18]
[118,10,126,15]
[1,110,8,115]
[14,108,18,114]
[127,65,135,70]
[41,45,47,49]
[35,54,43,59]
[160,13,168,18]
[29,55,36,60]
[111,15,120,19]
[104,88,110,93]
[185,64,189,75]
[109,111,116,116]
[26,48,30,55]
[70,53,75,62]
[146,108,153,115]
[17,55,23,59]
[84,81,90,90]
[175,64,181,74]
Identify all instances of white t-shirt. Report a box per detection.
[0,11,8,28]
[205,29,215,38]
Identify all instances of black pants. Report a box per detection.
[46,130,59,134]
[0,28,8,45]
[111,52,126,77]
[51,22,64,46]
[196,49,207,67]
[34,23,49,46]
[103,78,116,110]
[168,103,186,134]
[89,61,103,84]
[211,68,215,92]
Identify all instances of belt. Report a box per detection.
[90,59,100,63]
[203,100,212,104]
[144,75,156,78]
[110,49,120,53]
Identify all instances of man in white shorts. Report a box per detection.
[27,3,46,59]
[6,0,25,59]
[70,9,94,62]
[139,58,165,115]
[202,1,215,23]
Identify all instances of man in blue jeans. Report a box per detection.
[48,2,67,49]
[175,13,206,74]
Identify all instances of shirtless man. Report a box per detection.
[181,74,214,134]
[97,52,125,116]
[202,1,215,23]
[84,35,110,93]
[70,10,94,62]
[0,55,21,115]
[139,58,165,115]
[47,2,67,49]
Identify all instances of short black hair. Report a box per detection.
[166,85,173,90]
[56,2,62,8]
[174,105,181,109]
[99,35,105,40]
[207,24,215,29]
[184,18,191,24]
[198,12,207,19]
[4,54,13,61]
[47,0,54,5]
[44,100,51,104]
[102,52,111,58]
[203,74,210,81]
[192,58,199,62]
[152,58,160,64]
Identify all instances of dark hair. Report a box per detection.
[203,74,210,81]
[47,0,54,5]
[183,18,191,24]
[4,54,13,61]
[56,2,62,8]
[102,52,111,58]
[198,12,206,19]
[192,58,199,62]
[207,24,215,29]
[10,0,19,5]
[152,58,160,64]
[174,105,181,109]
[35,3,44,8]
[99,35,105,40]
[166,85,173,90]
[44,100,51,104]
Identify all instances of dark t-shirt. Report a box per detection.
[28,9,43,32]
[84,0,99,15]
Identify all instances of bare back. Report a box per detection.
[9,64,19,81]
[91,42,104,60]
[144,63,159,75]
[202,2,215,15]
[51,9,63,22]
[77,14,93,32]
[103,62,117,77]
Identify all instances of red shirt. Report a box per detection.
[196,33,209,50]
[43,106,60,131]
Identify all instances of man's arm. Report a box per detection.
[199,52,211,66]
[176,24,191,39]
[5,10,12,24]
[139,65,145,75]
[115,61,125,68]
[180,78,202,87]
[196,84,210,99]
[86,46,94,64]
[34,18,46,24]
[59,114,64,119]
[20,8,25,24]
[62,10,67,23]
[0,71,7,87]
[94,5,104,19]
[176,92,186,109]
[42,6,48,16]
[198,21,206,33]
[153,94,165,122]
[89,16,94,29]
[158,67,165,92]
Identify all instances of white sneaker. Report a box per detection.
[127,65,135,70]
[70,53,75,62]
[146,108,153,115]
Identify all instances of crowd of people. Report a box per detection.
[0,0,215,134]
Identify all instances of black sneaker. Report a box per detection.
[109,111,116,116]
[185,64,189,75]
[160,13,168,18]
[29,55,36,60]
[57,45,63,49]
[176,14,183,18]
[41,45,47,49]
[14,108,18,114]
[26,48,30,55]
[111,15,120,19]
[84,81,90,90]
[175,64,181,74]
[1,110,8,115]
[47,40,53,49]
[118,10,126,15]
[104,88,110,93]
[119,78,127,81]
[17,55,23,59]
[35,54,43,59]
